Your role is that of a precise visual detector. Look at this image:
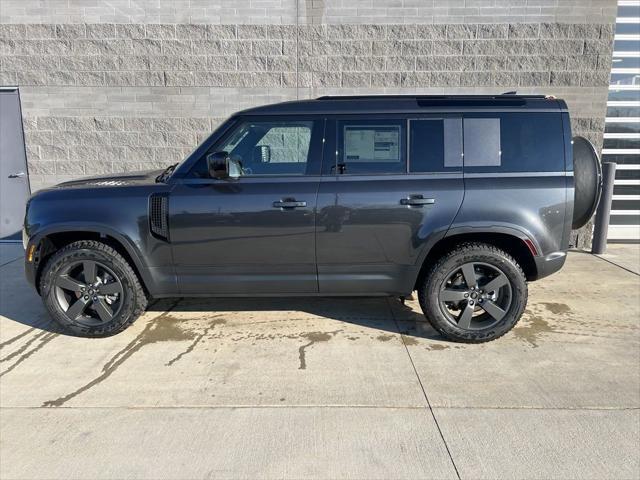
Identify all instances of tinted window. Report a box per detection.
[410,118,463,172]
[609,87,640,102]
[464,118,501,167]
[463,113,564,172]
[220,121,313,175]
[607,105,640,117]
[602,154,640,165]
[604,122,640,134]
[337,120,405,174]
[501,113,564,172]
[191,119,317,177]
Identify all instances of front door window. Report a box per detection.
[216,121,315,176]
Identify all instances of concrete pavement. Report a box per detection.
[1,245,639,479]
[596,242,640,275]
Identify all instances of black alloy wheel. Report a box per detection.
[418,242,528,343]
[438,262,512,331]
[53,259,124,326]
[40,240,147,337]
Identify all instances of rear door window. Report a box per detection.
[336,120,406,174]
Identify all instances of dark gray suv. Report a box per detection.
[23,95,602,342]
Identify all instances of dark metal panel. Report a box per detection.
[23,176,177,295]
[454,175,569,255]
[316,174,464,295]
[169,177,319,294]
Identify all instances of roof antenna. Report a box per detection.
[501,91,517,95]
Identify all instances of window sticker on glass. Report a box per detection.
[344,126,400,163]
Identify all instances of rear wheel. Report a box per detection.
[418,243,527,343]
[40,240,147,337]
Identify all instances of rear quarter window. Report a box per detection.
[463,113,565,173]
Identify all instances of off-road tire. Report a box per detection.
[40,240,147,337]
[418,242,528,343]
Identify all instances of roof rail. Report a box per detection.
[316,94,546,101]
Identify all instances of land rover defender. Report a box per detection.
[23,95,602,342]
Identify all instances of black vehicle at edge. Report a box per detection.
[23,94,602,342]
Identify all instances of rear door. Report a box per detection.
[316,115,464,295]
[169,116,324,295]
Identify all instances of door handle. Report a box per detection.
[400,196,435,206]
[273,200,307,209]
[8,172,25,179]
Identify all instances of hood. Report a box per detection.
[51,169,164,189]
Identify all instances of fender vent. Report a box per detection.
[149,194,169,240]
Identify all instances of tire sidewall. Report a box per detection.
[421,245,528,342]
[41,246,140,337]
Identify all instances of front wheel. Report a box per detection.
[418,243,528,343]
[40,240,147,337]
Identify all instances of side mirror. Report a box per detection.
[207,151,242,180]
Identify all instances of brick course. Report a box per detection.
[0,23,613,89]
[0,0,617,25]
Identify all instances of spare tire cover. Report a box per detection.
[572,136,602,229]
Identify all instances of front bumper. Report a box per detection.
[533,250,567,280]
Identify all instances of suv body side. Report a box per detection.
[24,97,573,299]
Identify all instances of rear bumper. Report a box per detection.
[533,250,567,280]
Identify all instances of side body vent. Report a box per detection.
[149,194,169,240]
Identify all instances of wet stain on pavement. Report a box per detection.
[166,315,226,367]
[541,302,571,315]
[42,302,225,407]
[298,331,340,370]
[142,314,196,343]
[425,344,449,351]
[401,335,420,346]
[0,330,58,378]
[0,327,37,349]
[1,330,50,364]
[513,309,555,348]
[376,334,394,342]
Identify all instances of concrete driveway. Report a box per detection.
[1,244,639,479]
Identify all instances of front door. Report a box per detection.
[0,88,31,241]
[169,116,324,295]
[316,116,465,295]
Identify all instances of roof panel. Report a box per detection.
[237,95,565,116]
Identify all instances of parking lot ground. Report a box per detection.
[596,242,640,275]
[1,245,639,479]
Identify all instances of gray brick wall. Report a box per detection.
[0,0,618,25]
[0,23,614,89]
